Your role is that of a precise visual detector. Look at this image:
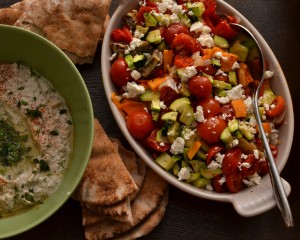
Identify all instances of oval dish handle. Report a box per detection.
[231,177,291,217]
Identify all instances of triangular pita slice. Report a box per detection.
[0,8,23,25]
[14,0,111,64]
[114,191,169,240]
[72,119,138,206]
[84,168,169,240]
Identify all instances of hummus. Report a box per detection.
[0,63,73,217]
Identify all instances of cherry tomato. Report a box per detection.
[213,74,229,82]
[226,171,243,193]
[258,160,269,174]
[126,110,154,139]
[147,129,171,152]
[221,104,235,121]
[245,156,260,177]
[212,174,226,193]
[197,117,227,143]
[197,97,221,118]
[111,26,132,43]
[266,96,285,117]
[163,24,189,45]
[196,64,218,75]
[270,144,278,158]
[171,33,198,54]
[240,154,255,178]
[222,147,242,175]
[159,86,181,106]
[206,144,224,165]
[213,20,237,40]
[174,54,194,68]
[188,76,212,99]
[110,58,132,87]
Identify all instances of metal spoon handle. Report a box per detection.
[253,82,294,227]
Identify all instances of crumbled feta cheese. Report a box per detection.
[213,51,223,59]
[170,13,179,23]
[226,84,246,100]
[197,34,214,48]
[160,101,167,109]
[190,21,203,32]
[170,137,185,154]
[215,96,230,104]
[109,53,117,61]
[244,96,253,113]
[264,70,274,79]
[129,38,142,51]
[215,69,227,76]
[253,149,259,159]
[133,29,144,38]
[179,66,197,82]
[122,81,145,98]
[202,26,212,34]
[243,172,261,187]
[215,152,225,164]
[163,77,179,93]
[207,160,221,170]
[231,62,240,70]
[195,105,205,122]
[238,162,251,171]
[181,127,196,140]
[231,139,239,147]
[178,167,192,181]
[131,70,141,80]
[218,175,226,185]
[206,183,213,191]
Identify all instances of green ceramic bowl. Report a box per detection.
[0,25,94,238]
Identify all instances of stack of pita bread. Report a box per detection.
[0,0,111,64]
[73,119,169,240]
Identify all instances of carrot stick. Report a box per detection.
[237,62,254,86]
[231,99,247,118]
[187,140,202,160]
[221,52,238,72]
[111,92,124,115]
[163,50,173,73]
[148,76,167,91]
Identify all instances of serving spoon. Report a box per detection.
[229,23,294,228]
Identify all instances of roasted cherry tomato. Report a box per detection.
[111,26,132,43]
[226,171,243,193]
[110,57,132,87]
[159,85,181,106]
[126,110,154,139]
[196,64,218,75]
[266,96,285,117]
[188,76,212,99]
[147,129,171,152]
[213,73,229,82]
[221,104,235,121]
[197,117,227,143]
[163,23,189,45]
[213,20,237,40]
[212,174,226,193]
[174,54,194,68]
[222,147,242,175]
[171,33,198,54]
[206,144,224,165]
[197,97,222,118]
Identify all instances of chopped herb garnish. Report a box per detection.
[24,192,34,202]
[33,97,37,101]
[21,100,28,106]
[33,158,50,172]
[59,109,67,114]
[8,91,13,95]
[58,161,66,169]
[50,130,59,136]
[17,86,24,90]
[26,109,42,118]
[67,120,72,125]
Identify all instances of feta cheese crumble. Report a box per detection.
[122,81,145,98]
[178,167,192,181]
[170,137,185,154]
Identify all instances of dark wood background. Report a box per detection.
[1,0,300,239]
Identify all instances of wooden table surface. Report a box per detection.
[1,0,300,239]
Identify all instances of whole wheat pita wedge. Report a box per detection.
[84,168,169,240]
[83,144,147,225]
[99,14,110,42]
[72,119,138,206]
[14,0,111,64]
[114,191,169,240]
[11,0,32,12]
[0,8,23,25]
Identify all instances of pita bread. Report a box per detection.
[0,8,23,25]
[14,0,111,64]
[84,168,169,240]
[72,119,138,206]
[115,192,169,240]
[83,143,147,225]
